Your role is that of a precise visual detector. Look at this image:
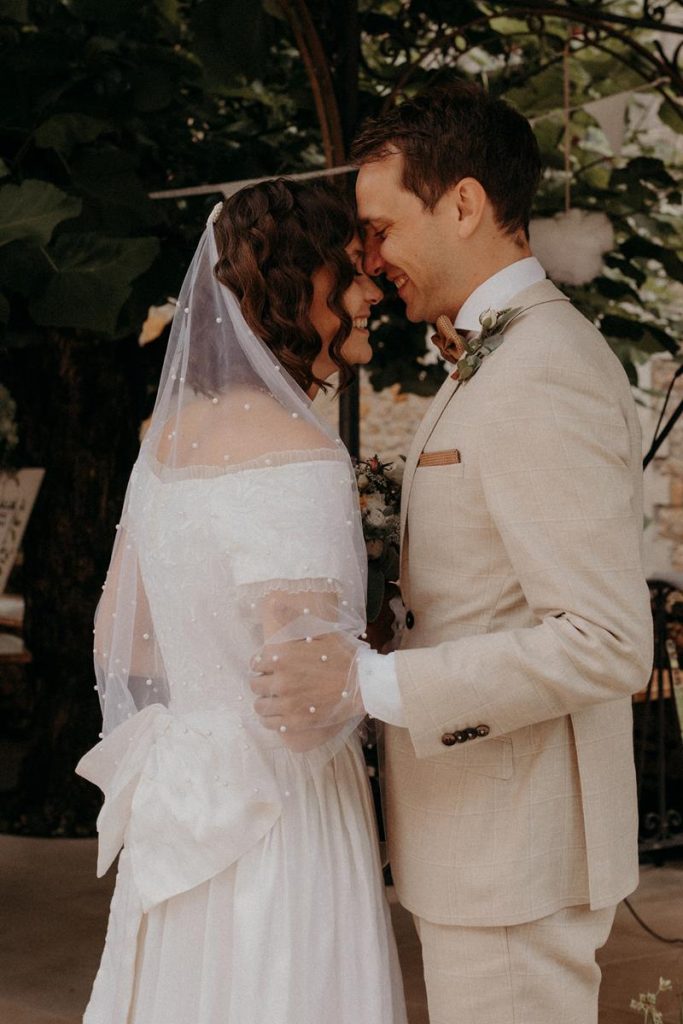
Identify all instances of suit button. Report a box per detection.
[441,732,456,746]
[464,727,478,741]
[454,731,467,743]
[476,724,490,738]
[406,610,415,629]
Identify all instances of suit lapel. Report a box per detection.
[400,371,460,552]
[398,278,569,593]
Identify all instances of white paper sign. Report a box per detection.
[0,469,45,595]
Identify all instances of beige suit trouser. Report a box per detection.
[414,904,617,1024]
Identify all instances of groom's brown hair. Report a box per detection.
[351,80,541,237]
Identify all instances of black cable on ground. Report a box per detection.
[623,896,683,945]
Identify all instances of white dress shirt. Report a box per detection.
[357,257,546,726]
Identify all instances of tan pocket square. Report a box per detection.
[417,448,461,467]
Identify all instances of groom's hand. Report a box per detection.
[249,633,365,736]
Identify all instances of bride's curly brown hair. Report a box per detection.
[213,178,357,394]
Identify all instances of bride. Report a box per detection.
[76,179,408,1024]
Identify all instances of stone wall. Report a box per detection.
[314,369,434,463]
[645,356,683,576]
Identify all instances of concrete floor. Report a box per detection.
[0,835,681,1024]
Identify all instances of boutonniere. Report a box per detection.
[432,306,522,382]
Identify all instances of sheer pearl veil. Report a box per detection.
[92,202,368,748]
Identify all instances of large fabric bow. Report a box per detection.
[76,704,282,911]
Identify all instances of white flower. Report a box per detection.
[384,459,405,485]
[364,493,385,514]
[357,473,370,491]
[366,508,386,528]
[658,979,672,992]
[479,308,499,331]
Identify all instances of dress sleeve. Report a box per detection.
[215,454,368,751]
[220,456,366,619]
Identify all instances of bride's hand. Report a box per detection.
[249,633,365,734]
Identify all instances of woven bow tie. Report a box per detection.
[431,316,464,364]
[431,316,466,375]
[432,306,523,382]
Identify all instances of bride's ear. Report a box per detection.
[446,177,487,239]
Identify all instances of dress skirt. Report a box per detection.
[83,735,407,1024]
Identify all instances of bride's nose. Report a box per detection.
[364,276,383,305]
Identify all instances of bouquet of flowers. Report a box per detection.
[355,454,404,622]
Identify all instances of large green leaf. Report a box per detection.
[68,0,139,24]
[594,277,640,303]
[29,233,160,336]
[190,0,271,88]
[154,0,180,22]
[504,65,566,118]
[611,157,676,191]
[0,180,81,248]
[0,0,29,22]
[130,66,173,113]
[604,254,646,288]
[620,236,683,283]
[0,240,53,297]
[34,114,112,157]
[642,323,680,357]
[658,100,683,135]
[70,147,158,227]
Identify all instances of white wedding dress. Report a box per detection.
[77,450,407,1024]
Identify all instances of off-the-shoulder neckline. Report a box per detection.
[140,446,350,483]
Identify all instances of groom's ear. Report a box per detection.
[446,177,487,240]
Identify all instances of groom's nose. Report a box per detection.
[362,232,385,277]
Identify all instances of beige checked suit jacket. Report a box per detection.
[386,278,653,928]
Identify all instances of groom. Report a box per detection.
[254,82,653,1022]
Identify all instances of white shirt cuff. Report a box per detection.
[356,648,406,727]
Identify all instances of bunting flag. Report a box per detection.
[583,93,631,156]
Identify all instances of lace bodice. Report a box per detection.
[129,450,363,715]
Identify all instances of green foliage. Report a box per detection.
[0,0,322,345]
[0,180,81,248]
[34,114,112,157]
[0,0,680,369]
[29,234,160,335]
[190,0,273,88]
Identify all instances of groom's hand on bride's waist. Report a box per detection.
[249,634,365,734]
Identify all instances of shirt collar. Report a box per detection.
[454,257,546,334]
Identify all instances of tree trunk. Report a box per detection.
[0,333,142,834]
